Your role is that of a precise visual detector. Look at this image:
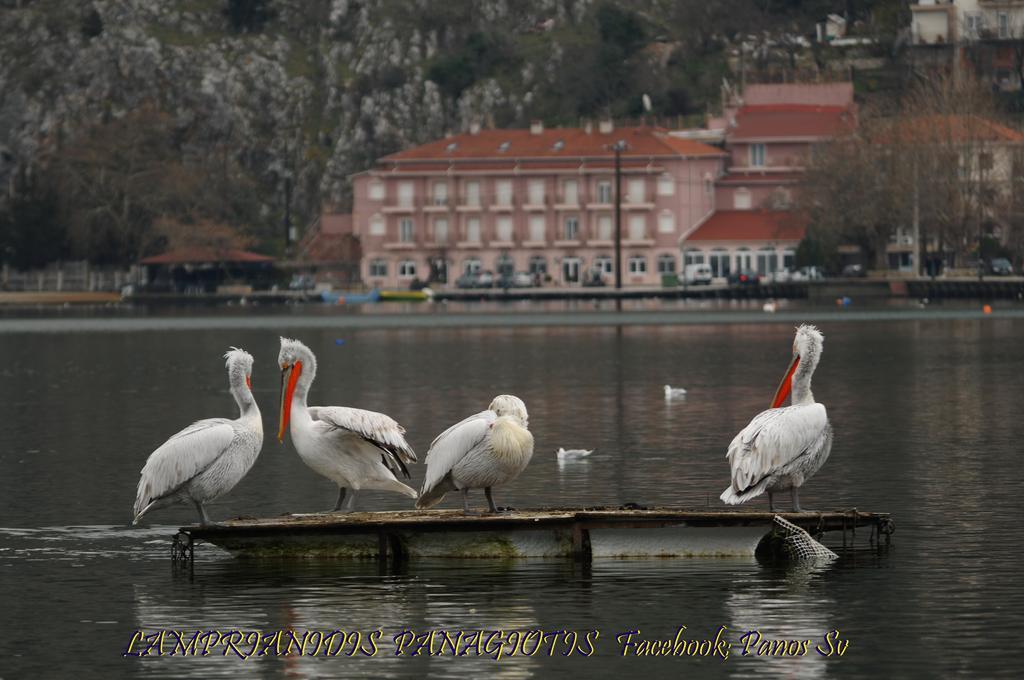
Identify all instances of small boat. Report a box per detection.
[380,289,433,302]
[320,288,381,305]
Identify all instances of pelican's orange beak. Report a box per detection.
[278,361,302,442]
[246,375,252,390]
[771,355,800,409]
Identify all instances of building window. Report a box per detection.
[750,144,766,167]
[465,217,481,242]
[369,259,387,277]
[628,214,645,240]
[496,216,513,242]
[529,215,546,242]
[597,215,613,240]
[465,181,480,206]
[999,12,1009,39]
[464,258,481,274]
[399,218,414,243]
[657,173,675,196]
[495,180,512,206]
[733,188,752,210]
[594,255,613,275]
[783,249,796,270]
[369,214,385,235]
[528,180,545,205]
[597,180,612,204]
[735,248,752,272]
[369,181,385,200]
[398,182,414,207]
[564,216,579,241]
[433,218,449,244]
[684,249,704,265]
[528,256,547,275]
[708,249,730,277]
[756,247,778,274]
[562,257,582,283]
[432,182,448,206]
[398,260,416,278]
[627,178,645,203]
[562,179,579,205]
[657,254,676,274]
[628,255,647,275]
[496,254,514,276]
[658,211,675,234]
[704,173,714,197]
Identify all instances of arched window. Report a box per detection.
[368,180,385,200]
[397,260,417,278]
[369,259,388,277]
[657,253,676,274]
[496,254,514,276]
[464,258,482,274]
[528,256,547,275]
[684,248,705,265]
[593,255,613,275]
[628,255,647,275]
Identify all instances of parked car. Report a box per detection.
[842,263,866,278]
[455,273,478,289]
[511,271,535,288]
[728,270,761,286]
[682,263,713,285]
[289,274,316,290]
[790,266,824,281]
[989,258,1014,276]
[475,270,495,288]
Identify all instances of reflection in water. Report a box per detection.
[725,563,836,680]
[1,319,1024,677]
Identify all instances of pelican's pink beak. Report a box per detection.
[278,361,302,442]
[771,355,800,409]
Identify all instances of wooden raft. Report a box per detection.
[181,507,893,561]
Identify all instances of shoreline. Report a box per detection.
[1,306,1022,334]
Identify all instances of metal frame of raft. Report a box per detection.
[175,507,893,562]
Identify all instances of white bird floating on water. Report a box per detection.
[133,348,263,526]
[664,385,688,399]
[556,447,593,460]
[277,337,417,512]
[720,325,833,512]
[417,395,534,514]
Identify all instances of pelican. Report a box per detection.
[277,337,417,511]
[556,447,593,460]
[720,325,833,512]
[132,348,263,526]
[416,395,534,514]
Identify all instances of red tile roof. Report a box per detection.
[380,126,724,163]
[730,105,854,140]
[139,248,274,265]
[687,211,805,242]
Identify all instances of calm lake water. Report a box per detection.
[1,311,1022,678]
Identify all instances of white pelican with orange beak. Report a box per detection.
[133,348,263,526]
[277,337,417,511]
[720,325,832,512]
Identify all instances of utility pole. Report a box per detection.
[614,140,625,291]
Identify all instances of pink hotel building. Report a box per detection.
[350,121,725,288]
[343,84,855,288]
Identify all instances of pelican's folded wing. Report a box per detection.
[726,404,828,494]
[309,406,417,477]
[420,412,495,495]
[134,418,236,516]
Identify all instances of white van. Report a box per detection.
[683,264,713,285]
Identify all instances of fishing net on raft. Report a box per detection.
[770,515,838,562]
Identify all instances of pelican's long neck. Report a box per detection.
[791,349,820,406]
[229,369,258,419]
[290,352,318,410]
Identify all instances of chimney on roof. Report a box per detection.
[598,118,614,134]
[530,120,544,135]
[469,120,481,135]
